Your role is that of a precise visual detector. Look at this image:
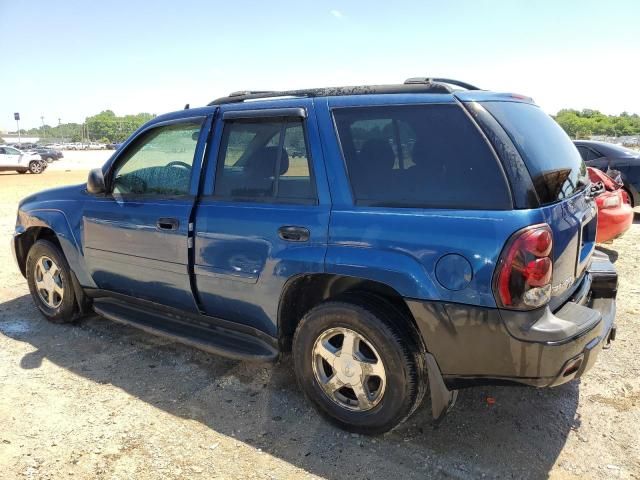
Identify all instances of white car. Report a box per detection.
[0,145,47,174]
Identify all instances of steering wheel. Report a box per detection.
[115,173,147,194]
[166,161,191,170]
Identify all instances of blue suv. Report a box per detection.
[12,78,617,434]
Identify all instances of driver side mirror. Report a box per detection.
[87,168,106,194]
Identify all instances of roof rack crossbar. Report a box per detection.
[404,77,481,90]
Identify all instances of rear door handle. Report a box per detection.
[156,217,179,231]
[278,226,310,242]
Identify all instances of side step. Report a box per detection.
[92,299,278,362]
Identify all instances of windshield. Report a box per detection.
[482,101,588,205]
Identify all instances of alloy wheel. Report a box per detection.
[34,256,64,308]
[312,327,387,412]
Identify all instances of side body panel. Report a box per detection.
[315,94,543,307]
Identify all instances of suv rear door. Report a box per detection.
[193,100,331,337]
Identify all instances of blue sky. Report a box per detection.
[1,0,639,130]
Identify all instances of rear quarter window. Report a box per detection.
[333,104,511,210]
[481,102,588,204]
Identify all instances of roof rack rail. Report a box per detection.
[404,77,481,91]
[228,90,276,97]
[208,78,480,106]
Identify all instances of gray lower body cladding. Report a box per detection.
[406,254,617,389]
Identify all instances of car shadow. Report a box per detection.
[596,245,619,263]
[0,294,580,479]
[634,211,640,224]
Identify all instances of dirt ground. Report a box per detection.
[0,168,639,480]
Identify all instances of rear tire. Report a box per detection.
[293,294,427,434]
[623,188,634,207]
[16,169,27,174]
[29,161,44,174]
[26,240,78,323]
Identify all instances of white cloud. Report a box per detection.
[330,9,344,19]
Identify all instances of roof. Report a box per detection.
[145,77,536,129]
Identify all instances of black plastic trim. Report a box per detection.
[85,288,278,351]
[223,108,307,120]
[462,101,539,209]
[209,83,453,105]
[406,271,616,386]
[92,297,278,362]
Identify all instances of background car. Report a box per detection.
[574,140,640,206]
[43,143,64,150]
[13,142,40,150]
[29,146,64,163]
[588,167,633,243]
[0,145,47,174]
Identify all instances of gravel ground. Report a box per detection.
[0,169,639,480]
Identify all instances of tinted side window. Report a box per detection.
[333,104,511,209]
[214,118,315,202]
[481,102,588,204]
[113,121,202,196]
[576,146,589,161]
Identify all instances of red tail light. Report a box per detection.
[495,224,553,310]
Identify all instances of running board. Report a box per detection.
[92,299,278,362]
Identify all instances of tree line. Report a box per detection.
[20,110,155,143]
[553,109,640,139]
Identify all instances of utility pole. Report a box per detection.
[41,116,45,140]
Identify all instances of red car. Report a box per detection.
[588,167,634,243]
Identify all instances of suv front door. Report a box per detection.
[82,116,211,311]
[194,101,331,337]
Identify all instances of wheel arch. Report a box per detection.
[14,210,95,288]
[277,273,424,353]
[14,226,61,277]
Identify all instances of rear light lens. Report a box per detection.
[495,224,553,310]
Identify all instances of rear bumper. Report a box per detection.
[407,252,617,388]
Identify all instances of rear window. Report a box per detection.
[481,102,588,204]
[333,104,511,209]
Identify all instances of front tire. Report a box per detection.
[293,295,427,434]
[26,240,77,323]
